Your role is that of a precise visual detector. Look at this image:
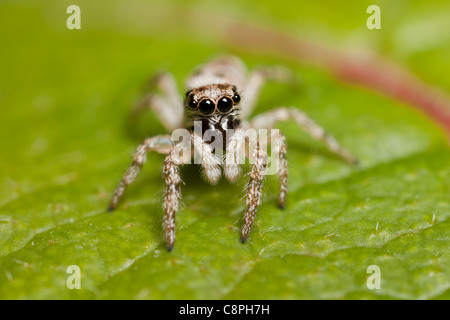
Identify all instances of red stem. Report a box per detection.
[224,22,450,138]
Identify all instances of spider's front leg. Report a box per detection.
[225,129,285,241]
[108,135,173,211]
[272,131,288,210]
[241,141,268,243]
[164,133,221,250]
[163,143,185,251]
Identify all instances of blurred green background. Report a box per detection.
[0,0,449,299]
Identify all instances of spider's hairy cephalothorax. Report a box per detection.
[185,83,241,149]
[108,56,357,251]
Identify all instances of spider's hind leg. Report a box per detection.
[240,66,296,120]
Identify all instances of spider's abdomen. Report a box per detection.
[186,56,247,90]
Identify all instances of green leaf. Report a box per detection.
[0,0,449,299]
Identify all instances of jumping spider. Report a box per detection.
[108,56,357,251]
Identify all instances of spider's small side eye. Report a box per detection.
[217,97,233,113]
[187,94,197,109]
[199,99,215,115]
[233,93,241,103]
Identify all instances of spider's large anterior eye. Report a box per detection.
[199,99,215,115]
[232,93,241,104]
[217,97,233,113]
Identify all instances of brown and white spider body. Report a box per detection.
[108,56,357,251]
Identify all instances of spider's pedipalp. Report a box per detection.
[192,134,222,184]
[224,128,245,183]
